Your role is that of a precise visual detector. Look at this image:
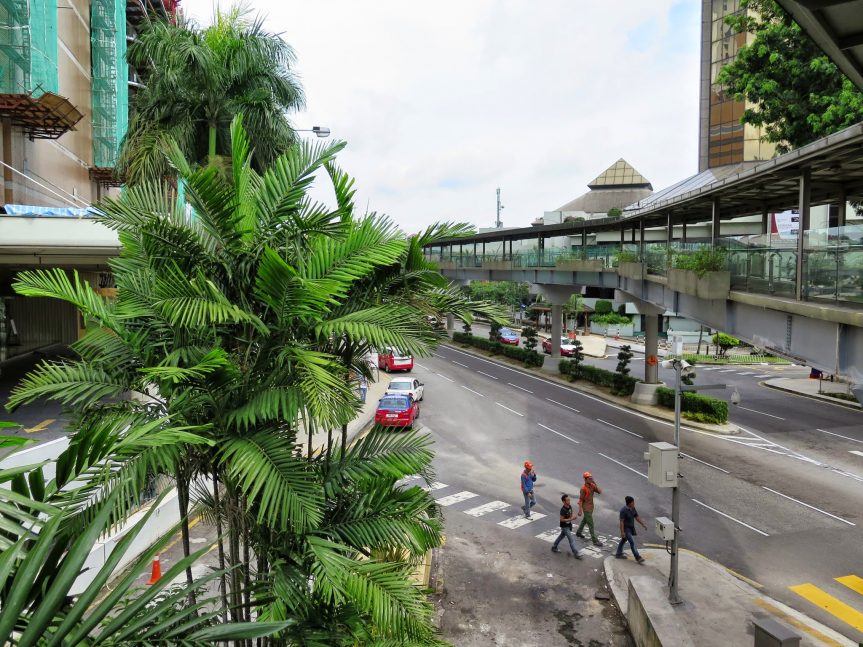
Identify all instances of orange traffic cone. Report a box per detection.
[146,554,162,585]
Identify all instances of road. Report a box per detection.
[408,344,863,643]
[0,352,68,448]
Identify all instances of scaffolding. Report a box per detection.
[0,0,57,95]
[91,0,128,171]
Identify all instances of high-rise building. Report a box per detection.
[698,0,776,171]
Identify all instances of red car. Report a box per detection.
[541,336,579,357]
[378,348,414,372]
[374,394,420,429]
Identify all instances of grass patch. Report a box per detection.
[682,354,789,365]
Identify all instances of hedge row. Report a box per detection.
[558,359,639,396]
[452,332,544,368]
[656,386,728,424]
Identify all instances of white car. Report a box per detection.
[385,377,424,402]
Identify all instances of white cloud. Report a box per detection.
[181,0,701,232]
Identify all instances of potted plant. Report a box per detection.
[667,248,730,299]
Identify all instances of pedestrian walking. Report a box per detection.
[551,493,582,559]
[358,373,369,403]
[615,495,648,563]
[576,471,603,546]
[520,461,537,519]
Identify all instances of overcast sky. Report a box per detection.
[180,1,701,233]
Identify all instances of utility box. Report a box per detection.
[647,442,678,488]
[752,617,800,647]
[655,516,675,540]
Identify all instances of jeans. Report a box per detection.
[522,491,535,515]
[553,526,578,554]
[577,510,598,541]
[359,387,367,403]
[616,529,641,559]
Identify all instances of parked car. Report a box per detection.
[374,394,420,429]
[542,336,579,357]
[378,348,414,372]
[499,327,520,345]
[386,377,424,401]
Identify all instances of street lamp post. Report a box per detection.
[296,126,331,138]
[669,358,684,605]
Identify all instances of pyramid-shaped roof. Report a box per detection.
[587,159,652,190]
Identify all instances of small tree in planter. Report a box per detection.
[616,344,633,376]
[571,339,585,370]
[712,332,740,358]
[521,325,538,352]
[462,320,472,335]
[489,321,502,343]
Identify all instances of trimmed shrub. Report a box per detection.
[594,299,613,314]
[451,333,543,368]
[592,312,632,325]
[559,359,639,396]
[656,387,728,424]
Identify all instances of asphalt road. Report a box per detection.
[0,352,68,447]
[410,344,863,643]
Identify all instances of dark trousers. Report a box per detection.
[616,529,641,559]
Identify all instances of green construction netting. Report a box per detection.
[0,0,58,95]
[91,0,128,168]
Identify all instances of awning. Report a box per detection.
[2,204,94,218]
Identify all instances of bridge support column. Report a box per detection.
[837,189,847,228]
[446,313,455,335]
[618,290,665,405]
[644,313,659,384]
[551,304,562,359]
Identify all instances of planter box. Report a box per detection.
[590,322,635,337]
[437,260,457,270]
[668,269,730,300]
[555,259,604,272]
[617,262,644,280]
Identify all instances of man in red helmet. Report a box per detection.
[520,460,537,519]
[576,471,603,546]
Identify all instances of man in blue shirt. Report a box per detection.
[616,495,647,563]
[520,461,537,519]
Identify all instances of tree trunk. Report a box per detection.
[208,124,217,159]
[241,496,252,625]
[212,469,229,622]
[175,467,197,608]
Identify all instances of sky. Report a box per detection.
[179,1,702,233]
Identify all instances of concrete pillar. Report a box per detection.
[644,313,659,384]
[681,219,687,243]
[446,313,455,334]
[711,198,721,243]
[795,168,811,301]
[761,208,770,235]
[837,190,847,228]
[551,304,562,358]
[620,226,625,246]
[639,218,645,256]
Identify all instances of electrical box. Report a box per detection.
[655,516,675,541]
[647,442,678,488]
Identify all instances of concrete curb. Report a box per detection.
[442,341,740,435]
[762,379,862,411]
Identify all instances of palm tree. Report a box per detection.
[9,117,463,644]
[119,3,304,184]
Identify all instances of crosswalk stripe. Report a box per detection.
[850,450,863,458]
[753,374,771,378]
[463,500,510,517]
[535,528,561,543]
[435,491,478,506]
[498,513,546,529]
[421,481,448,491]
[790,583,863,633]
[836,575,863,596]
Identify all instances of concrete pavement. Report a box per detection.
[604,548,855,647]
[764,377,862,410]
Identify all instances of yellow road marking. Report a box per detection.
[789,583,863,634]
[836,575,863,597]
[24,418,56,433]
[754,598,846,647]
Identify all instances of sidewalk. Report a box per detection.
[604,548,855,647]
[764,377,861,410]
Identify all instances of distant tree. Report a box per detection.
[607,207,623,218]
[462,319,472,335]
[521,326,538,352]
[594,299,613,315]
[712,332,741,357]
[616,344,633,376]
[718,0,863,153]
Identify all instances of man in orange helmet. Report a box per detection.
[520,460,537,519]
[576,471,603,546]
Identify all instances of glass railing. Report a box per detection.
[802,225,863,305]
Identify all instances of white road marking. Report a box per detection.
[499,513,546,529]
[538,423,580,444]
[545,398,580,413]
[435,491,479,506]
[817,428,863,444]
[432,353,443,358]
[753,374,772,378]
[718,369,737,373]
[761,486,855,526]
[680,452,730,474]
[597,418,644,439]
[737,371,755,375]
[495,402,524,417]
[421,481,448,491]
[477,371,499,380]
[691,499,769,536]
[415,363,429,369]
[460,385,485,397]
[536,528,562,543]
[452,361,469,368]
[597,452,647,478]
[463,500,510,517]
[849,450,863,458]
[701,367,722,371]
[436,372,455,382]
[736,406,785,420]
[507,382,534,394]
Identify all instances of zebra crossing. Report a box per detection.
[398,477,618,559]
[698,366,772,378]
